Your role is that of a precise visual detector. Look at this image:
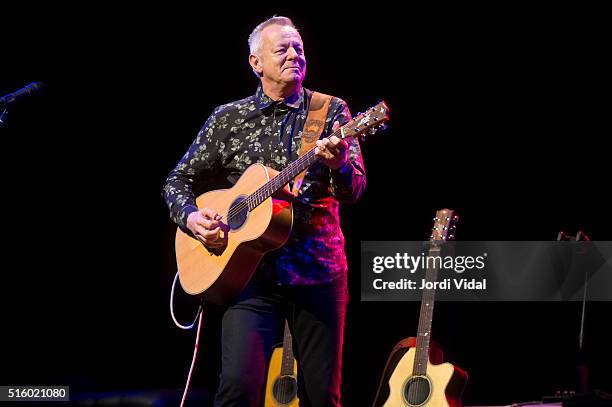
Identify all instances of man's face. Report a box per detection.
[252,24,306,89]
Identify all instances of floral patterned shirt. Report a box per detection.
[163,85,366,284]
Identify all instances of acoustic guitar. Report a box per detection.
[175,101,389,303]
[263,320,299,406]
[372,209,467,407]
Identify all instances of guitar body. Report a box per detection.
[374,338,467,407]
[263,346,299,407]
[175,164,293,303]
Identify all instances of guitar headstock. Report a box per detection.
[430,208,458,244]
[340,101,389,141]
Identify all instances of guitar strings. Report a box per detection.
[409,257,438,405]
[412,286,428,405]
[223,113,380,220]
[224,147,318,219]
[218,109,385,223]
[278,322,292,403]
[284,324,294,403]
[222,127,344,221]
[411,284,430,404]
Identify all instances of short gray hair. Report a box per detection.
[248,16,298,55]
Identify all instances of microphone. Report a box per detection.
[0,82,46,107]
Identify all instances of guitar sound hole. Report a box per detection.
[403,376,431,406]
[227,195,248,230]
[272,375,298,404]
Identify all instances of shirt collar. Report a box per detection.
[255,84,304,112]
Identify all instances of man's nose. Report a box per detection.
[287,46,298,59]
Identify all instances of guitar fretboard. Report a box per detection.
[280,320,295,376]
[413,246,440,376]
[245,128,343,210]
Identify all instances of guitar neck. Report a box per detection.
[280,320,295,376]
[246,130,339,210]
[237,100,389,213]
[242,100,389,212]
[413,246,440,376]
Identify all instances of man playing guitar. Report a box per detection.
[163,16,366,406]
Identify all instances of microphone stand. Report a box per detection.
[0,106,8,128]
[0,82,46,128]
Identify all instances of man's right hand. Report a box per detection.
[186,208,225,248]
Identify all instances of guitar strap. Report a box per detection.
[291,91,332,195]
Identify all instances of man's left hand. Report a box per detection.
[315,121,349,170]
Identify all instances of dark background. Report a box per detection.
[2,4,610,405]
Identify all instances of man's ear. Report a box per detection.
[249,54,263,76]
